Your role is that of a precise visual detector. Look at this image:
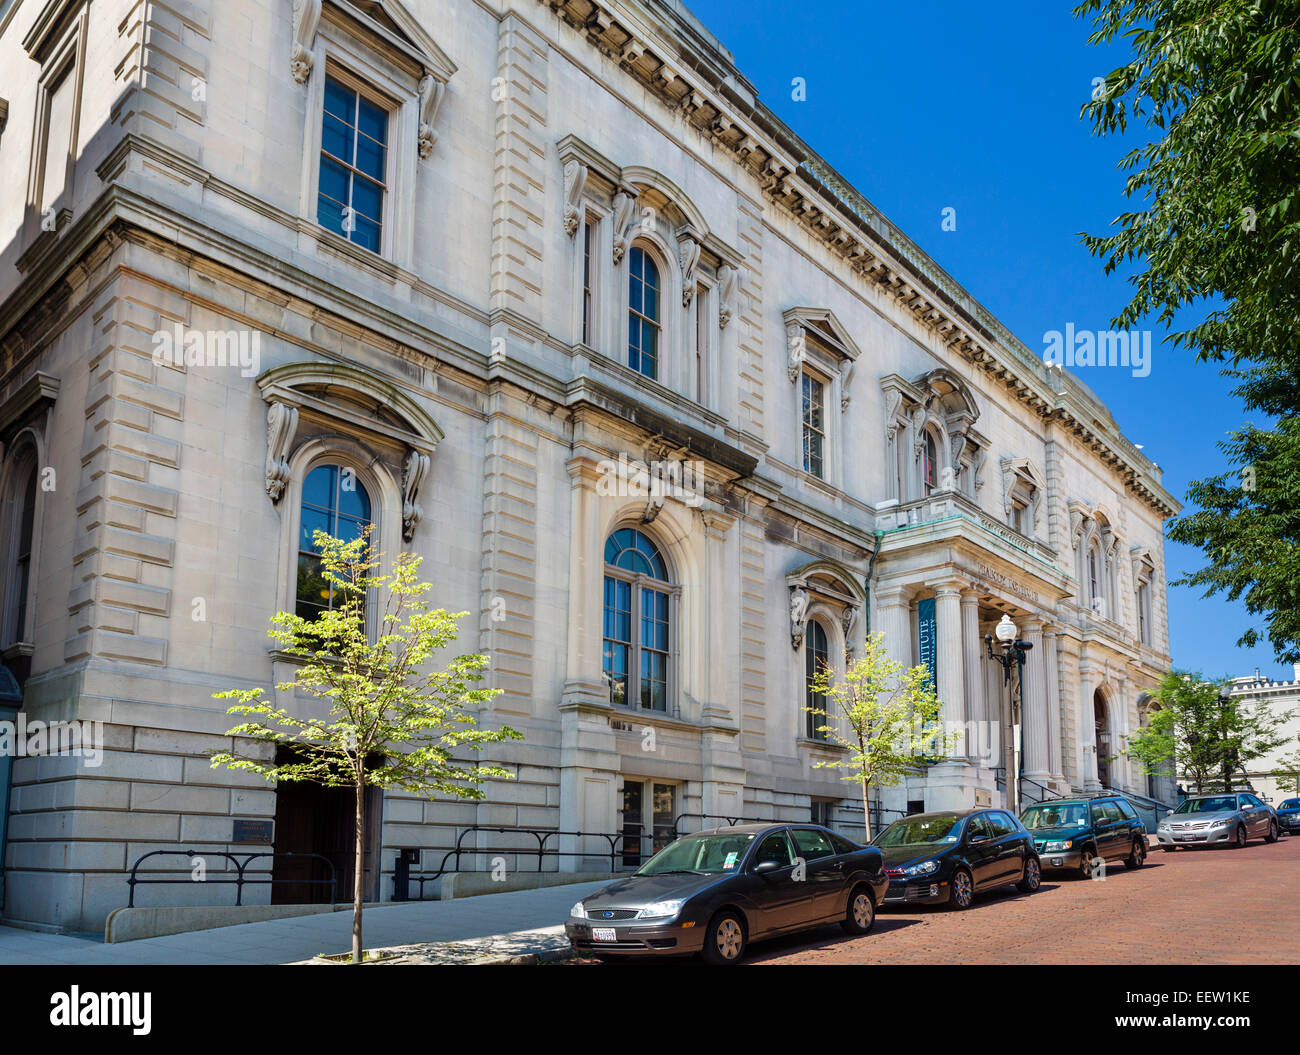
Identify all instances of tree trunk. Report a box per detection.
[861,777,872,843]
[352,781,365,964]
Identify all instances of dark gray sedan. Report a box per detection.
[564,822,888,964]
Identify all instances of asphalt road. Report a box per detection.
[743,831,1299,965]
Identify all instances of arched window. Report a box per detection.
[1087,542,1103,616]
[602,527,672,712]
[805,619,830,740]
[4,455,38,645]
[627,246,661,381]
[295,464,373,621]
[922,431,938,496]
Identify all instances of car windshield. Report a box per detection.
[1020,803,1089,829]
[1174,796,1237,814]
[634,832,756,876]
[1280,799,1300,810]
[873,816,960,846]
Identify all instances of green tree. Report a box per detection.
[1271,750,1300,795]
[805,630,948,842]
[1075,0,1300,661]
[1126,671,1292,792]
[211,531,522,963]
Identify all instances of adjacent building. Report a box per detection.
[1228,666,1300,803]
[0,0,1179,931]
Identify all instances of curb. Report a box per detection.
[471,945,579,966]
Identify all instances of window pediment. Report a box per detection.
[295,0,457,84]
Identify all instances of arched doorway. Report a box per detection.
[1094,689,1111,788]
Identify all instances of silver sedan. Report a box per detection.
[1156,792,1279,851]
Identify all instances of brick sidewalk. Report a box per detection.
[745,832,1300,965]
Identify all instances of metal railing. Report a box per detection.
[394,826,652,901]
[126,849,337,908]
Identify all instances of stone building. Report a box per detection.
[1227,666,1300,803]
[0,0,1179,931]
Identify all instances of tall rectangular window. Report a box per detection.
[40,64,75,214]
[695,290,706,404]
[581,219,594,345]
[801,372,825,478]
[318,76,388,253]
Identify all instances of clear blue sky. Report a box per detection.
[683,0,1289,683]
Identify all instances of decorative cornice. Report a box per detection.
[536,0,1178,519]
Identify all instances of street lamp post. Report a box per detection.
[985,614,1033,817]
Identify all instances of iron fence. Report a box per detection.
[126,849,337,908]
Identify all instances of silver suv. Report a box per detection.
[1156,792,1279,850]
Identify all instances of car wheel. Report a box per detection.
[947,868,974,910]
[1265,821,1279,844]
[1234,824,1247,848]
[700,910,746,966]
[841,885,875,935]
[1017,856,1041,893]
[1079,848,1097,878]
[1125,837,1147,869]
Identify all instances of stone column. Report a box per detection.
[960,591,982,763]
[1044,626,1065,786]
[934,584,965,733]
[1021,620,1051,785]
[875,586,913,668]
[562,453,607,706]
[1079,661,1101,790]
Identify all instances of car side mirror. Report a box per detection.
[753,860,781,876]
[1166,809,1173,816]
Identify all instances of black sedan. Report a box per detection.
[872,808,1042,909]
[1277,797,1300,836]
[564,822,889,964]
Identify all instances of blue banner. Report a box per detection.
[917,597,937,690]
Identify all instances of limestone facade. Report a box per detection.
[0,0,1178,929]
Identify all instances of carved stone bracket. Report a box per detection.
[611,188,637,264]
[402,449,431,541]
[291,0,322,84]
[789,585,810,650]
[677,227,701,305]
[841,604,859,659]
[563,158,588,236]
[265,401,299,502]
[717,264,738,329]
[786,323,805,383]
[417,75,447,160]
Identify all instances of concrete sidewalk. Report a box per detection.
[0,879,610,965]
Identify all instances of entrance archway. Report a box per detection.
[1094,689,1111,788]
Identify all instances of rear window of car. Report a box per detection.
[791,828,836,859]
[986,812,1016,836]
[1116,799,1139,821]
[827,832,860,854]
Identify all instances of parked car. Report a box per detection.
[871,808,1040,910]
[1156,792,1279,850]
[1019,795,1148,877]
[564,822,889,964]
[1276,797,1300,836]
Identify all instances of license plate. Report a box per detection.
[592,927,617,942]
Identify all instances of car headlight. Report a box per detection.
[903,859,939,877]
[569,901,585,919]
[1211,819,1232,829]
[1043,840,1073,852]
[635,898,686,920]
